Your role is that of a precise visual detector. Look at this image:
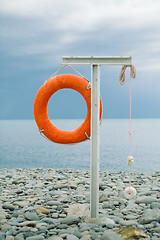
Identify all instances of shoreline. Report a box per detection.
[0,168,160,239]
[1,167,159,173]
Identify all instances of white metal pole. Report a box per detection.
[62,56,133,219]
[90,64,100,218]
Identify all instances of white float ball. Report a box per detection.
[124,186,137,199]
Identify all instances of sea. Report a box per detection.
[0,119,159,172]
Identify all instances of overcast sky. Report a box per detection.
[0,0,160,119]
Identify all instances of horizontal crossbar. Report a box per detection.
[62,56,132,66]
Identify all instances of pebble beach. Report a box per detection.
[0,168,160,240]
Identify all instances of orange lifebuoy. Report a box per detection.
[33,74,102,144]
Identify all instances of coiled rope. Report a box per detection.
[119,64,136,85]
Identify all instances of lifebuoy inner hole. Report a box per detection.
[47,89,87,130]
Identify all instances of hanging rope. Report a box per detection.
[46,64,89,82]
[119,64,137,199]
[128,74,132,187]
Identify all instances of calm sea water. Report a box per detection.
[0,119,159,172]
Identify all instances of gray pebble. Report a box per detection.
[2,203,15,211]
[48,237,63,240]
[5,175,12,178]
[1,223,12,232]
[14,233,25,240]
[112,217,123,224]
[60,216,80,225]
[139,209,160,224]
[12,180,19,184]
[57,224,68,229]
[47,201,61,206]
[25,212,39,221]
[119,219,137,226]
[10,217,25,226]
[73,232,82,238]
[101,230,122,240]
[49,190,64,196]
[150,202,160,209]
[26,236,45,240]
[105,218,115,229]
[125,214,138,220]
[42,217,59,224]
[0,232,5,240]
[0,214,6,220]
[136,196,157,204]
[151,227,160,233]
[66,234,79,240]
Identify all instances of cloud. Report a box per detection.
[1,1,160,72]
[0,0,160,119]
[1,0,160,30]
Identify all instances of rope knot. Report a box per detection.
[127,156,134,166]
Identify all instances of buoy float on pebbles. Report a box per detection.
[125,186,137,199]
